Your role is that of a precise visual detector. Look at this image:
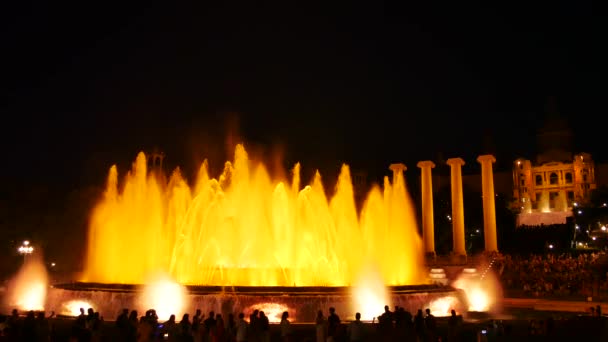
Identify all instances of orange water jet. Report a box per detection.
[5,252,48,311]
[83,144,425,287]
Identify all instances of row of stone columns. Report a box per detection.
[415,155,498,257]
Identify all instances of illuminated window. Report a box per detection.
[565,172,573,183]
[535,175,543,186]
[550,173,558,185]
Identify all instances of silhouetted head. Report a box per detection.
[282,311,288,320]
[355,312,361,320]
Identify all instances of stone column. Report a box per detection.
[477,155,498,252]
[446,158,466,256]
[417,161,436,256]
[389,163,407,179]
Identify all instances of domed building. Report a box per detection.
[512,102,597,226]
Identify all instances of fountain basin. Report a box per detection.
[46,282,468,322]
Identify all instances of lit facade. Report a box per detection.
[512,153,596,214]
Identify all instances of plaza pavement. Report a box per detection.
[501,297,607,314]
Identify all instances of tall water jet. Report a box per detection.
[82,144,426,287]
[45,144,470,322]
[4,250,48,312]
[350,263,391,321]
[138,274,187,321]
[538,191,550,213]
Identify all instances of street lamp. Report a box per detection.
[18,240,34,261]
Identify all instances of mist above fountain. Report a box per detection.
[4,251,48,312]
[82,144,425,287]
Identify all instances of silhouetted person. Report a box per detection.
[447,310,460,342]
[258,311,270,342]
[249,310,259,342]
[226,313,236,342]
[213,313,225,342]
[72,308,89,342]
[280,311,292,342]
[413,309,425,342]
[6,309,21,341]
[235,313,248,342]
[327,307,341,342]
[178,313,192,342]
[161,314,178,342]
[203,311,216,341]
[378,305,394,341]
[192,309,202,342]
[127,310,139,342]
[21,310,36,342]
[315,310,326,342]
[116,309,130,341]
[424,308,437,342]
[35,311,51,342]
[347,312,365,342]
[137,315,154,342]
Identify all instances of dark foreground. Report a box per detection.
[5,311,608,342]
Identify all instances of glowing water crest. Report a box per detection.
[83,145,425,286]
[5,253,48,311]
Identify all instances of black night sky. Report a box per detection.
[0,2,606,264]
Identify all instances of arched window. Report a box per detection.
[536,175,543,186]
[550,172,558,185]
[565,172,573,183]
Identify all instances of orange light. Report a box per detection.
[5,252,48,311]
[82,144,425,287]
[139,276,187,321]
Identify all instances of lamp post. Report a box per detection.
[18,240,34,263]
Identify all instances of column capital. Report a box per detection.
[389,163,407,173]
[417,160,436,169]
[477,154,496,164]
[446,157,465,166]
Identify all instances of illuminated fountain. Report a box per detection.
[46,144,468,321]
[3,245,48,312]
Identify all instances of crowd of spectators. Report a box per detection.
[494,251,607,298]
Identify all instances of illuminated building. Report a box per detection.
[511,104,597,226]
